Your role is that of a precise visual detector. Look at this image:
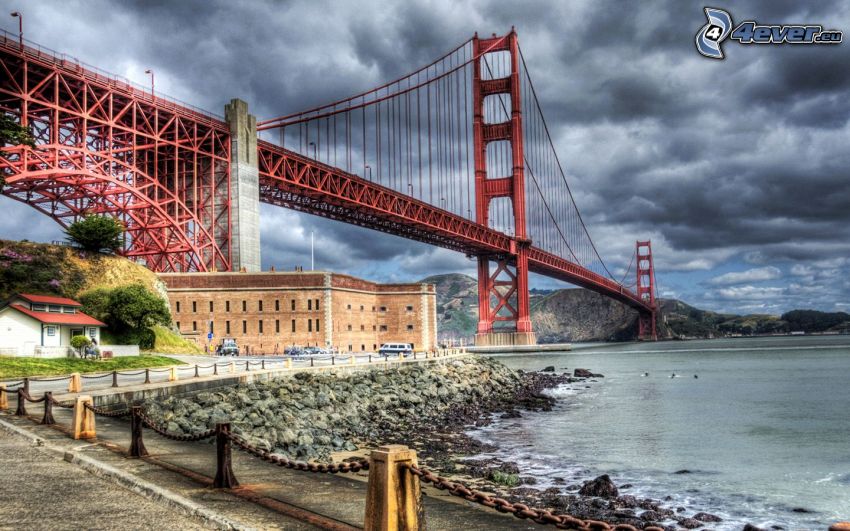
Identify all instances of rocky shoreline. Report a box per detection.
[143,357,733,530]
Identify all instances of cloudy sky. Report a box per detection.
[2,0,849,315]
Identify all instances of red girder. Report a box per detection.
[0,35,231,272]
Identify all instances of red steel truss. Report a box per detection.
[0,34,231,272]
[0,30,657,338]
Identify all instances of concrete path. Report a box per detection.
[1,397,537,530]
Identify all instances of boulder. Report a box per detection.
[578,474,619,498]
[573,368,594,378]
[541,366,556,372]
[693,512,722,522]
[743,525,765,531]
[678,517,703,529]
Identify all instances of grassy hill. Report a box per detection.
[0,239,199,353]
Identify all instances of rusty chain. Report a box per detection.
[81,373,112,380]
[137,410,216,442]
[226,432,369,474]
[48,395,75,409]
[83,402,131,418]
[406,464,662,531]
[19,390,47,403]
[30,375,72,382]
[1,381,25,389]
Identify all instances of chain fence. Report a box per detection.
[226,432,369,473]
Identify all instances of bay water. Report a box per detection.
[473,336,850,529]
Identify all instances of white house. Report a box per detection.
[0,293,105,357]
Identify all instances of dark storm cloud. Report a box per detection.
[3,0,850,313]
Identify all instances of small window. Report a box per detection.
[380,325,388,332]
[373,325,377,331]
[315,319,320,332]
[210,322,214,334]
[406,305,414,312]
[210,301,214,312]
[275,319,280,333]
[315,299,320,311]
[192,301,197,313]
[360,305,364,311]
[308,299,312,311]
[360,324,364,331]
[348,344,353,351]
[176,321,180,330]
[372,306,376,312]
[192,321,197,331]
[49,305,61,313]
[291,299,296,311]
[259,300,263,312]
[361,344,366,351]
[176,302,181,313]
[347,324,352,331]
[275,300,280,312]
[259,320,264,334]
[380,306,387,312]
[373,344,377,351]
[407,324,414,331]
[308,320,313,332]
[63,306,75,314]
[32,304,47,312]
[347,304,351,310]
[242,320,247,334]
[242,300,247,312]
[226,321,231,334]
[46,325,56,336]
[291,319,296,332]
[226,301,230,312]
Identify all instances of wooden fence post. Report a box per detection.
[0,384,7,410]
[229,361,235,373]
[169,367,178,382]
[286,358,292,369]
[72,396,95,440]
[15,389,26,416]
[41,392,55,425]
[364,445,422,531]
[68,372,81,393]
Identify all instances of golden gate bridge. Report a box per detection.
[0,28,657,344]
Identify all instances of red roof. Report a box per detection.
[17,293,82,307]
[6,304,105,326]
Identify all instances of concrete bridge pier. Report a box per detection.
[225,98,261,272]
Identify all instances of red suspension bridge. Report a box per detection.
[0,29,657,343]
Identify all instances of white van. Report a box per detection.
[378,343,413,357]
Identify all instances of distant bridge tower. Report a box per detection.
[472,29,535,347]
[636,240,658,341]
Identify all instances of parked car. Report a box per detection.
[378,343,413,357]
[217,337,239,356]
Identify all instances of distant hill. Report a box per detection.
[420,272,850,342]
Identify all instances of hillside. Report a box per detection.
[421,272,850,342]
[0,239,199,353]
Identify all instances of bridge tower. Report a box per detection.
[636,240,658,341]
[472,29,535,347]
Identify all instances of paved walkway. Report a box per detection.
[0,365,538,530]
[0,428,207,531]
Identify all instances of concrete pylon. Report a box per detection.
[225,98,261,272]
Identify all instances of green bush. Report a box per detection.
[65,215,125,253]
[79,288,111,323]
[489,470,520,487]
[70,335,91,354]
[105,284,171,332]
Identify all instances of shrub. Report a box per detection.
[70,335,91,354]
[79,288,111,323]
[489,470,520,487]
[65,215,125,253]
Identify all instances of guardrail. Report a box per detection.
[0,348,468,395]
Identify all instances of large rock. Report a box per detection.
[578,474,619,498]
[573,368,594,378]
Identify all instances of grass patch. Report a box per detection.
[147,325,203,355]
[489,470,520,488]
[0,355,184,379]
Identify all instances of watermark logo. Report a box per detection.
[695,7,843,59]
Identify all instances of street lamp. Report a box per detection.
[308,141,316,160]
[144,69,154,98]
[407,182,413,196]
[9,11,22,47]
[364,164,372,181]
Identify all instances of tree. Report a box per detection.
[106,284,171,332]
[0,114,36,190]
[65,214,125,253]
[79,288,112,323]
[70,334,92,355]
